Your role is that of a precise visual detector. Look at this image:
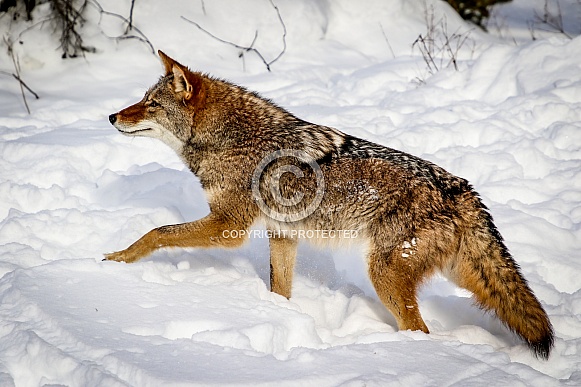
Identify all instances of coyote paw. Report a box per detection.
[103,250,132,263]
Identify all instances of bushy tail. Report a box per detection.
[453,211,554,359]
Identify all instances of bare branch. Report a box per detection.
[412,4,473,81]
[181,0,287,72]
[51,0,96,58]
[88,0,155,55]
[7,72,40,99]
[3,36,39,114]
[181,16,259,53]
[266,0,287,68]
[379,22,396,59]
[126,0,136,33]
[532,0,573,39]
[413,34,439,74]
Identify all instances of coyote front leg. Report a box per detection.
[104,214,247,263]
[269,234,298,299]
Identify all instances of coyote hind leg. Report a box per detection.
[367,241,434,333]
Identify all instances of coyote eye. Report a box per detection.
[148,100,161,108]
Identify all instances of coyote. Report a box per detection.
[107,50,554,359]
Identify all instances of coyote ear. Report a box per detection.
[159,50,204,105]
[172,64,206,106]
[158,50,177,76]
[172,65,194,100]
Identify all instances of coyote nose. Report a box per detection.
[109,114,117,125]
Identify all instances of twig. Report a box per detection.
[7,72,39,99]
[413,34,438,74]
[3,37,38,114]
[412,3,473,80]
[181,0,287,72]
[126,0,136,33]
[6,39,29,114]
[266,0,286,68]
[532,0,573,39]
[51,0,96,58]
[88,0,155,55]
[442,23,473,71]
[379,22,396,59]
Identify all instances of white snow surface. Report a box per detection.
[1,0,580,385]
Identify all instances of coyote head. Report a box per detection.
[109,50,206,154]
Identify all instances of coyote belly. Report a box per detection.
[107,50,554,359]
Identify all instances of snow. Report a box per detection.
[1,0,580,385]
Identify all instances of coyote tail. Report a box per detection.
[453,209,554,359]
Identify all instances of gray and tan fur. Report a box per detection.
[107,50,554,359]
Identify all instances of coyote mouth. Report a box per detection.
[119,128,153,135]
